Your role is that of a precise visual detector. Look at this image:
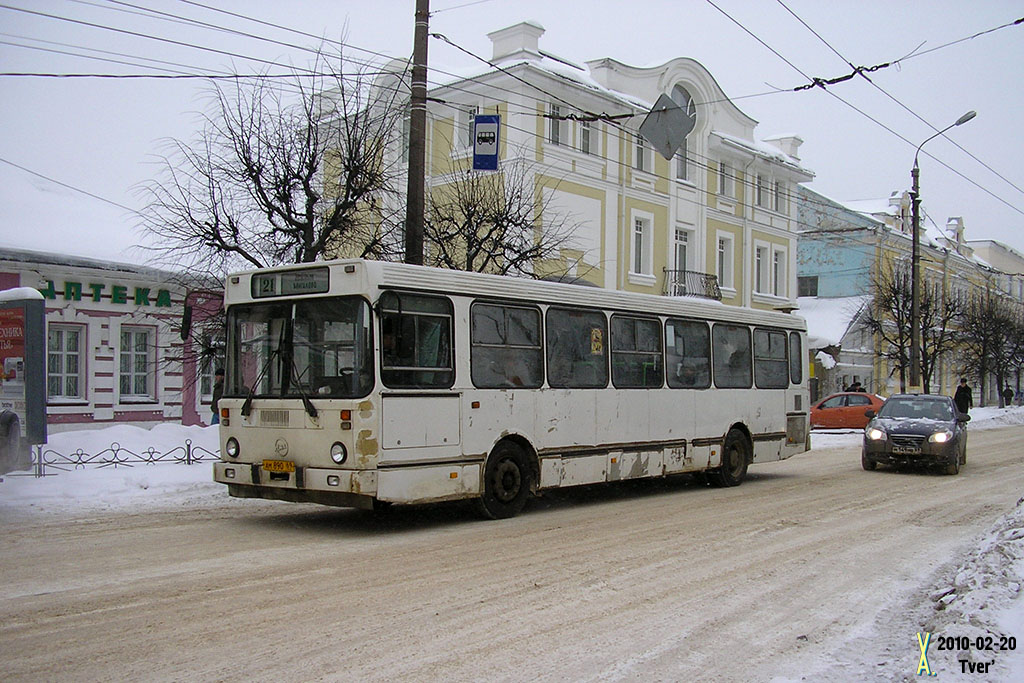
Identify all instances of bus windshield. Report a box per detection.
[227,296,373,399]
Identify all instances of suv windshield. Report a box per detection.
[227,297,373,399]
[878,397,952,421]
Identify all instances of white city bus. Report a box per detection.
[213,259,809,518]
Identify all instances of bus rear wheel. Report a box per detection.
[710,429,749,487]
[477,441,532,519]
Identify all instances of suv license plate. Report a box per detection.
[262,459,295,473]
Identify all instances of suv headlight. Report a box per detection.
[929,430,953,443]
[866,427,886,441]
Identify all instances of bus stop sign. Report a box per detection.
[472,114,500,171]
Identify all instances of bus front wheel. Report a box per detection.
[710,429,749,487]
[477,441,532,519]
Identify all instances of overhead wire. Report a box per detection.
[774,0,1024,200]
[0,0,1014,255]
[703,0,1024,218]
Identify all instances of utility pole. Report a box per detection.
[910,164,921,391]
[404,0,429,265]
[909,110,976,391]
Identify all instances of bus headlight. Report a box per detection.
[226,437,240,458]
[866,427,886,441]
[330,442,348,464]
[929,430,953,444]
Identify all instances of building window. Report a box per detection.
[774,179,786,212]
[717,235,734,289]
[674,228,690,271]
[199,335,226,400]
[718,162,732,197]
[756,175,770,208]
[120,326,155,401]
[548,104,565,146]
[772,248,786,296]
[675,140,688,180]
[47,324,84,400]
[798,275,819,297]
[459,105,478,149]
[755,245,768,293]
[633,133,649,172]
[580,120,592,155]
[632,216,652,275]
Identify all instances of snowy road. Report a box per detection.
[2,425,1023,682]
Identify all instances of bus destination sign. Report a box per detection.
[251,268,330,298]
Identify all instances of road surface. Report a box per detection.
[2,426,1023,681]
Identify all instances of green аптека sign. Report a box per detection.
[38,280,174,307]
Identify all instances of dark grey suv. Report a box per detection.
[861,394,969,475]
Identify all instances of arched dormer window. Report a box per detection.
[671,84,698,181]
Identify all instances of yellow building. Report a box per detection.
[367,21,813,309]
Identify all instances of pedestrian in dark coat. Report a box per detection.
[954,378,973,415]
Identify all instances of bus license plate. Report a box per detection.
[262,459,295,473]
[892,445,921,455]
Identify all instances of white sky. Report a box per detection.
[1,0,1022,266]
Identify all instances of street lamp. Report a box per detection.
[909,110,976,391]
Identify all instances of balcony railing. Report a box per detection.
[663,268,722,301]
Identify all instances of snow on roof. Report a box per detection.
[841,198,895,217]
[432,54,645,113]
[797,295,870,348]
[0,286,44,301]
[712,130,813,176]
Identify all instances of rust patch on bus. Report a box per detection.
[356,430,378,458]
[358,400,374,419]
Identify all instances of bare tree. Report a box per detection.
[863,261,964,393]
[423,155,586,278]
[862,262,912,391]
[957,289,1023,406]
[137,49,407,278]
[918,279,964,394]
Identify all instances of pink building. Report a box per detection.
[0,247,223,434]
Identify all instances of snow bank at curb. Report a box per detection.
[917,497,1024,679]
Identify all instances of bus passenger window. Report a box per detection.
[712,324,752,388]
[546,308,608,388]
[379,293,454,389]
[754,328,789,389]
[789,331,803,384]
[666,319,711,389]
[471,303,543,389]
[611,316,663,388]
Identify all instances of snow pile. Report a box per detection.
[917,498,1024,677]
[0,423,222,516]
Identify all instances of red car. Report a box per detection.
[810,392,886,429]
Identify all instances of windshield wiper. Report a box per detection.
[287,351,318,419]
[241,322,287,418]
[241,347,278,418]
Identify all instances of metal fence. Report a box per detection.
[17,439,220,478]
[662,268,723,300]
